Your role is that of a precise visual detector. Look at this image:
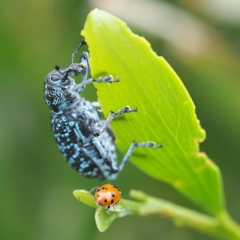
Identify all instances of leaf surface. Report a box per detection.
[82,9,224,215]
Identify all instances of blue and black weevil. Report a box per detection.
[44,40,163,180]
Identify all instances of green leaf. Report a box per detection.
[73,189,139,232]
[73,189,97,208]
[95,204,121,232]
[81,9,224,215]
[74,188,240,238]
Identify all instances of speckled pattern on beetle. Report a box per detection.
[44,40,163,180]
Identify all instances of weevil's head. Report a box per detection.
[44,63,83,112]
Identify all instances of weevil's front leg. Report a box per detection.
[99,106,138,134]
[91,101,101,108]
[71,40,87,63]
[79,52,90,83]
[72,75,119,93]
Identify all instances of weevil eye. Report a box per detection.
[51,74,61,82]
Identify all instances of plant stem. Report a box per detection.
[130,190,240,240]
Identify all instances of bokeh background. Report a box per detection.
[0,0,240,239]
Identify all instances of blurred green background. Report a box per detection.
[0,0,239,239]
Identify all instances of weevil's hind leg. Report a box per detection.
[117,141,163,172]
[71,40,87,63]
[91,137,119,174]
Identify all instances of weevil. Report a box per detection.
[44,40,162,180]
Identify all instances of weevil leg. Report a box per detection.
[79,52,90,83]
[94,75,119,83]
[73,75,119,93]
[91,137,119,173]
[72,40,87,63]
[99,106,138,134]
[91,101,101,109]
[117,141,163,172]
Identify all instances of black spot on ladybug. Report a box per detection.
[111,199,114,204]
[102,187,107,190]
[104,199,108,203]
[111,192,115,197]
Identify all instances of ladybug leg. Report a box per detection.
[111,205,116,212]
[98,206,111,219]
[100,206,111,213]
[88,186,99,194]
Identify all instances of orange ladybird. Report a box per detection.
[94,184,121,211]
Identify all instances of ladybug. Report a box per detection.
[93,184,121,212]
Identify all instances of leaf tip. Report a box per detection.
[73,189,81,201]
